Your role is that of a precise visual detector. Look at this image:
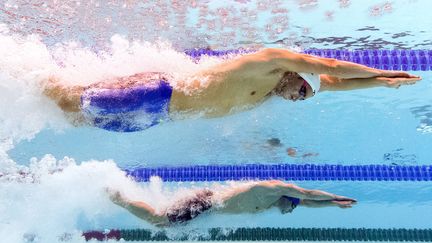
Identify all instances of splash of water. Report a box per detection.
[0,25,230,151]
[0,155,169,242]
[0,153,257,242]
[0,27,251,242]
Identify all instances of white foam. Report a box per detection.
[0,155,154,241]
[0,31,66,146]
[0,26,238,150]
[51,34,229,88]
[0,28,234,149]
[0,153,256,242]
[0,26,252,242]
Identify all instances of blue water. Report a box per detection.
[1,0,432,241]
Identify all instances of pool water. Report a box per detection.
[1,0,432,242]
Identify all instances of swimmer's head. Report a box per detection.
[275,195,300,214]
[271,72,315,101]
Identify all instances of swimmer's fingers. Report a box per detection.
[333,196,357,202]
[332,200,356,208]
[105,188,123,204]
[105,187,116,194]
[377,77,421,88]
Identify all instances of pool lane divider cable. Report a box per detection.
[125,164,432,182]
[82,227,432,241]
[185,49,432,71]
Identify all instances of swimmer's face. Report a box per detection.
[275,196,296,214]
[272,72,314,101]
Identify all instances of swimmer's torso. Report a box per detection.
[213,183,282,214]
[45,53,307,132]
[170,65,288,118]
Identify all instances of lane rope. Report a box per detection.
[125,164,432,182]
[83,227,432,241]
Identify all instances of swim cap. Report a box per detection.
[298,72,321,96]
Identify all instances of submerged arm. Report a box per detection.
[109,190,168,226]
[258,180,356,201]
[300,199,356,208]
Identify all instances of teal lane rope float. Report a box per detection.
[185,49,432,71]
[83,227,432,241]
[125,164,432,182]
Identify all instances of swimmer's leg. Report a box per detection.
[43,72,166,113]
[43,76,85,113]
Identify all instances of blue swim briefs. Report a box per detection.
[81,79,173,132]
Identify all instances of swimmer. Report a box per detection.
[108,180,356,226]
[44,48,421,132]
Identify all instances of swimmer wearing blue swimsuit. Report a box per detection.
[108,180,356,226]
[44,48,420,132]
[80,76,173,132]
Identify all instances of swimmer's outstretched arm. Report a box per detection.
[258,180,356,201]
[319,74,421,91]
[300,199,356,208]
[195,48,420,100]
[108,190,169,226]
[222,180,355,206]
[169,48,421,107]
[253,48,418,80]
[219,180,355,214]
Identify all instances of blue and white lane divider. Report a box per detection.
[125,164,432,182]
[185,49,432,71]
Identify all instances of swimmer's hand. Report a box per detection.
[332,195,357,203]
[377,76,421,89]
[106,188,128,206]
[332,199,357,208]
